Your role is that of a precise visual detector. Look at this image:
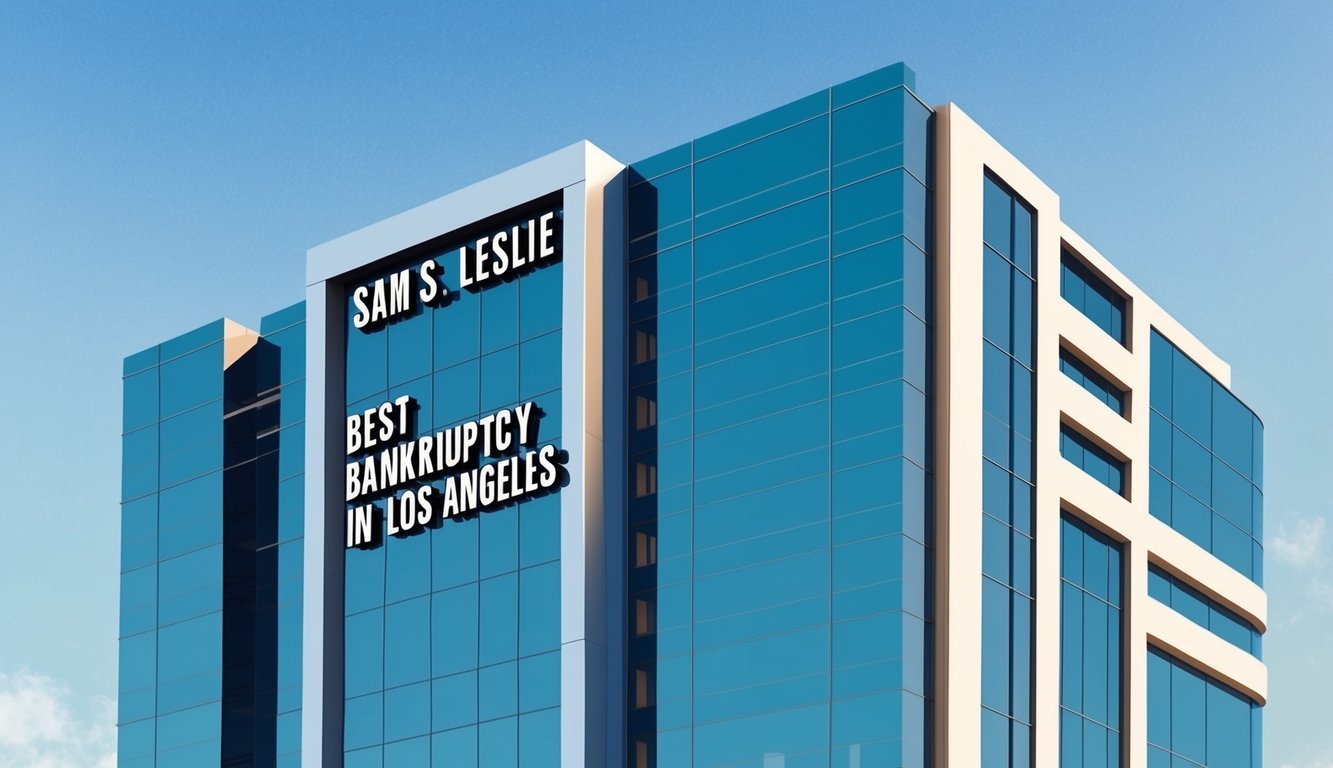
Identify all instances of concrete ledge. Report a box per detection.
[1145,599,1267,704]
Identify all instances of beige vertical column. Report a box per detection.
[1125,262,1153,768]
[1027,132,1063,768]
[934,104,1063,767]
[933,103,984,768]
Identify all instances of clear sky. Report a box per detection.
[0,1,1328,765]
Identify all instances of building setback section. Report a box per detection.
[119,61,1265,768]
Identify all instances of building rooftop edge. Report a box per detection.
[305,140,616,287]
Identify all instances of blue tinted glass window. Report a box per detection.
[1059,349,1126,415]
[435,288,481,372]
[384,682,430,742]
[1148,565,1260,656]
[157,546,221,626]
[1173,353,1213,445]
[1060,250,1126,345]
[120,566,157,638]
[433,725,479,768]
[983,251,1012,351]
[124,368,159,433]
[1212,384,1254,478]
[1150,330,1263,585]
[157,613,222,715]
[519,561,560,657]
[158,472,223,559]
[1147,646,1261,766]
[384,597,430,688]
[1060,515,1122,765]
[831,88,912,186]
[387,307,432,385]
[520,262,563,340]
[479,716,518,768]
[980,172,1035,767]
[481,278,519,354]
[695,115,828,236]
[983,177,1013,259]
[159,342,222,418]
[1060,426,1126,496]
[344,609,384,698]
[432,671,478,733]
[347,310,388,405]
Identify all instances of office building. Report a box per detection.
[119,62,1265,767]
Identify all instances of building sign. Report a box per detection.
[344,396,563,548]
[344,207,565,549]
[350,210,561,331]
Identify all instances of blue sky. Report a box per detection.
[0,1,1328,765]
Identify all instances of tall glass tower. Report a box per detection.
[119,305,305,768]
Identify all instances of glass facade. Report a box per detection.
[117,60,1271,768]
[341,203,565,767]
[1060,426,1126,496]
[1148,565,1261,657]
[120,315,296,767]
[980,173,1036,768]
[261,303,308,768]
[1060,515,1123,767]
[1147,647,1261,767]
[1060,250,1126,345]
[625,62,934,768]
[1149,330,1263,584]
[1059,349,1126,416]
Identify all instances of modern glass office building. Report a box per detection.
[119,62,1267,767]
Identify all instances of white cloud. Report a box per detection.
[0,672,114,768]
[1270,514,1327,567]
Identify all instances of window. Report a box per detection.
[981,173,1036,768]
[635,460,657,498]
[635,739,650,768]
[635,330,657,364]
[1150,330,1263,584]
[635,395,657,430]
[634,597,656,637]
[1148,565,1261,656]
[1060,515,1123,767]
[634,667,654,709]
[1060,425,1126,496]
[634,531,657,568]
[1061,249,1127,345]
[1059,348,1126,416]
[1147,646,1261,767]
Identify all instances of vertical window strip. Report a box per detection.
[980,173,1037,768]
[1059,514,1123,767]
